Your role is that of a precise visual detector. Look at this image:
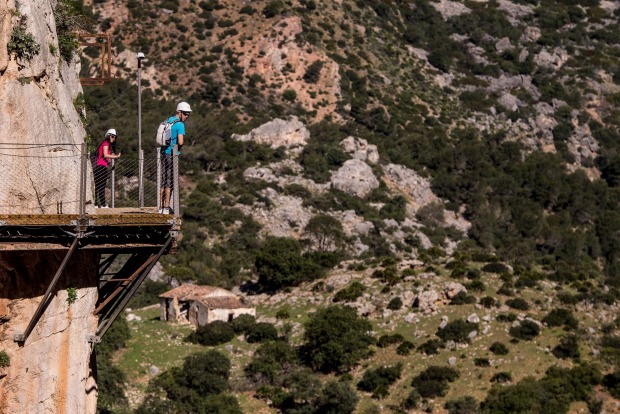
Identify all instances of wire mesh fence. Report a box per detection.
[0,143,179,220]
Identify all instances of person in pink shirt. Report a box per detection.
[94,129,121,208]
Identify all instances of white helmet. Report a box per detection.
[105,128,117,137]
[176,102,192,112]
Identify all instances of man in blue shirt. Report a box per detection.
[160,101,192,214]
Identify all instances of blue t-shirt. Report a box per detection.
[162,116,185,155]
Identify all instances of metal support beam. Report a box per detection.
[14,237,80,343]
[95,237,172,339]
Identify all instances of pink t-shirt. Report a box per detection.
[96,141,110,167]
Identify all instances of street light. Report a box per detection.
[137,52,145,207]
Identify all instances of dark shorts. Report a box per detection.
[161,154,173,188]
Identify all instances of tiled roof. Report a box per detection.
[159,284,234,301]
[198,296,248,309]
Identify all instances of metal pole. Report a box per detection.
[137,53,144,207]
[110,159,115,208]
[173,145,180,219]
[79,143,87,216]
[156,149,161,211]
[14,237,80,343]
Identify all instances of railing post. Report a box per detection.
[173,145,179,219]
[139,149,144,207]
[156,149,162,211]
[110,159,115,208]
[79,143,86,216]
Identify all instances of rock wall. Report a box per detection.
[0,0,94,214]
[0,251,100,414]
[0,0,100,412]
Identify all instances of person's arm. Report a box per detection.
[177,133,184,149]
[103,145,121,159]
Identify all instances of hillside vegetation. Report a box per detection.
[68,0,620,412]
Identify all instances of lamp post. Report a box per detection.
[137,52,145,207]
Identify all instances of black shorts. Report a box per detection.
[161,154,173,188]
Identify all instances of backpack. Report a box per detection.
[156,119,179,147]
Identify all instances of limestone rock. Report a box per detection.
[431,0,471,20]
[444,282,467,300]
[413,290,440,314]
[0,251,99,413]
[535,48,569,70]
[467,313,480,324]
[0,4,94,214]
[231,116,310,149]
[330,159,379,198]
[521,26,542,42]
[383,164,439,212]
[340,136,380,164]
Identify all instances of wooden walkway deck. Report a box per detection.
[0,208,179,252]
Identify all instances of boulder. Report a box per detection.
[444,282,467,300]
[413,290,440,314]
[330,159,379,198]
[340,136,380,164]
[231,116,310,149]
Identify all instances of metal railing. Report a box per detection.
[0,143,180,220]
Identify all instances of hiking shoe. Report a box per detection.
[162,208,170,214]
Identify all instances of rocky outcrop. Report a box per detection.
[0,251,99,413]
[0,1,99,412]
[383,164,439,212]
[330,159,379,198]
[231,116,310,149]
[340,136,379,164]
[0,0,94,214]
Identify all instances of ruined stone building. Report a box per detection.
[159,285,255,327]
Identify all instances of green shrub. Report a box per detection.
[333,281,366,302]
[505,297,530,311]
[552,335,580,359]
[450,291,477,305]
[245,340,298,384]
[489,342,509,356]
[387,297,403,310]
[246,322,278,343]
[256,237,323,291]
[396,340,415,356]
[509,320,541,341]
[231,314,256,334]
[445,396,479,414]
[437,319,476,344]
[490,371,512,384]
[0,350,10,368]
[275,307,290,319]
[7,27,40,60]
[357,362,403,394]
[480,296,498,308]
[411,366,459,399]
[497,313,517,322]
[303,60,324,83]
[542,308,578,329]
[482,263,510,274]
[376,334,404,348]
[263,0,285,17]
[474,358,490,367]
[239,5,255,14]
[401,389,420,410]
[302,305,373,373]
[418,339,445,355]
[188,321,235,346]
[283,88,297,102]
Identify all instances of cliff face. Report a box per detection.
[0,0,100,412]
[0,251,100,414]
[0,0,94,214]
